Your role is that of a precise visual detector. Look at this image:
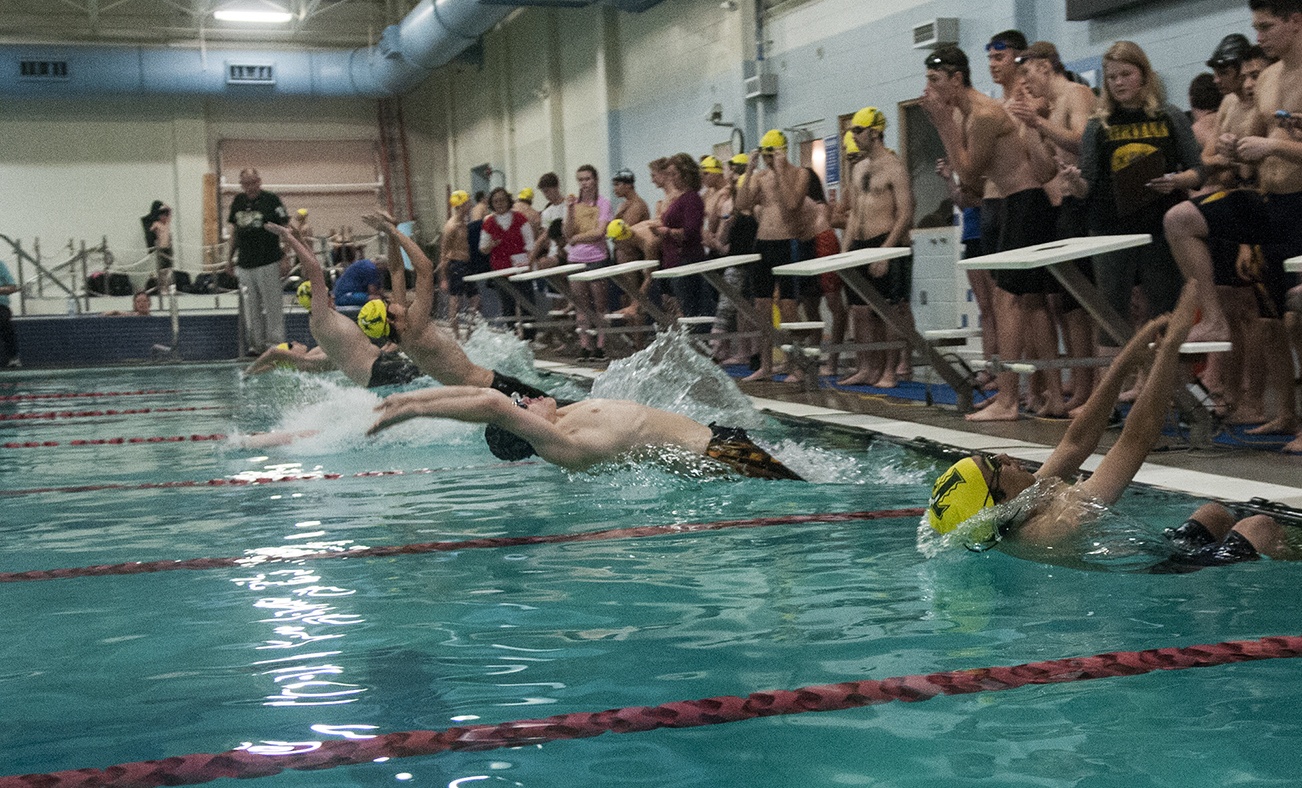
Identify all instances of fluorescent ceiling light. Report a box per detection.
[213,1,293,23]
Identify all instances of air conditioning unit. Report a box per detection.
[744,72,778,100]
[912,18,959,50]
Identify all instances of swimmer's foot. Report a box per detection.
[1229,402,1267,425]
[872,371,898,389]
[966,399,1020,422]
[1282,433,1302,454]
[1118,387,1141,404]
[1245,416,1299,436]
[742,368,775,382]
[837,368,882,386]
[720,356,749,366]
[1035,396,1067,418]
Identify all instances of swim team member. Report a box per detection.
[926,282,1295,570]
[368,385,803,480]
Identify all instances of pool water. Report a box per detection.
[2,345,1301,787]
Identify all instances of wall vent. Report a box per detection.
[19,60,69,80]
[744,72,777,100]
[227,63,275,85]
[911,18,959,50]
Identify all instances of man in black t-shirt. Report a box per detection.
[226,168,289,355]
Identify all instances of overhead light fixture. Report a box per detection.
[213,0,293,24]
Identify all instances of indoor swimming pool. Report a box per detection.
[2,339,1300,787]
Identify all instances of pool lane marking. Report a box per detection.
[0,509,923,584]
[3,635,1298,787]
[0,406,223,423]
[0,389,184,402]
[2,433,231,448]
[0,463,542,498]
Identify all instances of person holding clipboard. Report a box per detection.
[1060,41,1205,340]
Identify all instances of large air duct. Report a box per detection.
[0,0,516,98]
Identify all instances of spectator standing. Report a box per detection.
[564,165,614,360]
[652,153,711,329]
[226,168,289,355]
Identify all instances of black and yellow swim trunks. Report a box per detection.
[704,423,803,481]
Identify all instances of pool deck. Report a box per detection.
[536,358,1302,510]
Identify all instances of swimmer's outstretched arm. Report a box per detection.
[267,223,332,315]
[1037,315,1166,482]
[244,345,335,376]
[363,212,434,333]
[368,387,595,467]
[1078,282,1198,505]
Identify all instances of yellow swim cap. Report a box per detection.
[700,155,724,174]
[517,187,534,202]
[927,457,994,534]
[851,106,887,132]
[450,190,470,208]
[296,208,308,218]
[606,218,633,242]
[296,280,312,310]
[730,153,749,167]
[843,130,861,155]
[275,342,290,351]
[760,129,788,151]
[356,299,390,339]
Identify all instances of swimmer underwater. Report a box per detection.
[926,282,1297,571]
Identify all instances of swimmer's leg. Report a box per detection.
[1229,514,1298,561]
[1164,202,1230,342]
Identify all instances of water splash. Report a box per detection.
[594,330,763,429]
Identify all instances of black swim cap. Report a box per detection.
[1207,33,1251,68]
[484,424,537,461]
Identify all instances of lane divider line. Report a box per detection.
[0,509,922,583]
[0,406,223,423]
[3,635,1297,787]
[0,389,183,402]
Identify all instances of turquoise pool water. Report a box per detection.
[2,347,1300,787]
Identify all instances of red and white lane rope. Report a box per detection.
[0,406,222,423]
[2,434,229,449]
[0,508,922,583]
[0,389,183,402]
[2,635,1298,788]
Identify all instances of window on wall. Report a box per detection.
[1065,0,1148,20]
[216,139,381,253]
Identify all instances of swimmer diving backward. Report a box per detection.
[368,386,803,481]
[927,281,1297,571]
[252,222,422,388]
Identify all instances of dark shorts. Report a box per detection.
[992,188,1061,297]
[704,423,803,481]
[1055,195,1093,312]
[845,235,912,306]
[157,247,174,270]
[447,260,478,298]
[750,239,811,300]
[367,350,422,388]
[1195,189,1300,315]
[1147,519,1261,574]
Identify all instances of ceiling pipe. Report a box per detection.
[0,0,514,98]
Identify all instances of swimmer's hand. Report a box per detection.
[1116,314,1169,369]
[1216,133,1240,161]
[1145,173,1179,193]
[361,212,398,234]
[935,158,954,181]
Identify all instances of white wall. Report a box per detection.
[0,94,378,279]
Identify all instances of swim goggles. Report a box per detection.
[985,40,1012,53]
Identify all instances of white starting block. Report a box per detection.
[1148,341,1233,354]
[650,253,760,279]
[1284,255,1302,273]
[569,258,660,282]
[777,321,826,331]
[464,266,528,283]
[508,262,588,283]
[771,246,975,409]
[957,234,1151,271]
[677,316,715,325]
[574,259,674,331]
[924,328,981,340]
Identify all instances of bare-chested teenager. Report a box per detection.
[1009,41,1100,414]
[257,222,422,389]
[700,155,730,255]
[927,282,1297,572]
[838,106,916,389]
[1164,0,1302,442]
[440,190,475,336]
[921,44,1060,421]
[735,129,814,382]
